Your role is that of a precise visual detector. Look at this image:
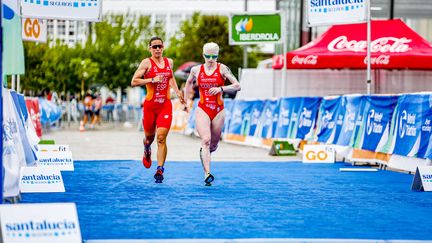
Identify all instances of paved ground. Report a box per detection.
[44,122,301,162]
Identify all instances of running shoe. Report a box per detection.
[204,173,214,186]
[142,149,152,169]
[154,166,164,183]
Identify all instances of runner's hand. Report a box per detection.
[208,87,222,96]
[153,75,163,83]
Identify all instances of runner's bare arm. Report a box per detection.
[131,59,152,87]
[167,58,186,106]
[184,66,198,105]
[208,64,241,95]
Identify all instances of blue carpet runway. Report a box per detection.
[21,161,432,241]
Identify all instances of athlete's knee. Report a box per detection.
[156,134,167,145]
[210,143,218,153]
[201,137,211,148]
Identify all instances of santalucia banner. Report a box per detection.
[274,97,301,139]
[388,94,432,158]
[315,96,344,144]
[335,95,365,146]
[353,95,399,153]
[296,97,322,140]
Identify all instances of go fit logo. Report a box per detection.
[23,19,42,38]
[305,150,329,161]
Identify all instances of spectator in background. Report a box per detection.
[92,93,103,126]
[105,95,115,122]
[82,91,94,130]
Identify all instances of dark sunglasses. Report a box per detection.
[204,54,218,59]
[150,44,164,49]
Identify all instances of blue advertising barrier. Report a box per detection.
[248,100,265,137]
[389,94,432,158]
[259,99,279,139]
[335,95,365,146]
[274,97,299,139]
[227,100,254,136]
[296,97,321,140]
[223,98,235,135]
[187,99,199,131]
[38,98,62,126]
[354,95,399,153]
[316,96,343,144]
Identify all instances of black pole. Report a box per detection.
[389,0,395,19]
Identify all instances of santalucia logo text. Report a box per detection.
[38,158,72,163]
[22,174,61,181]
[6,220,76,233]
[310,0,364,7]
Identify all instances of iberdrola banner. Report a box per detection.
[274,97,301,139]
[223,98,235,135]
[258,99,279,139]
[316,96,343,144]
[296,97,321,140]
[335,95,365,146]
[353,95,398,153]
[388,94,432,158]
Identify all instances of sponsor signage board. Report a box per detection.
[307,0,367,26]
[37,144,69,152]
[22,18,47,43]
[20,0,102,21]
[20,167,65,193]
[412,166,432,192]
[0,203,82,243]
[229,13,282,45]
[302,144,335,163]
[37,151,74,171]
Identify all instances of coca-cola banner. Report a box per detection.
[307,0,367,26]
[278,20,432,69]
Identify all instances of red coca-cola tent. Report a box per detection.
[273,19,432,70]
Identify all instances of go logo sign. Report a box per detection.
[22,18,47,42]
[302,145,335,163]
[24,18,41,38]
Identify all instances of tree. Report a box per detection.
[166,13,259,82]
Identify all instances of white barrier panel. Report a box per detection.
[37,144,70,152]
[37,151,74,171]
[302,145,335,163]
[0,203,82,243]
[20,167,65,193]
[21,0,102,21]
[412,166,432,192]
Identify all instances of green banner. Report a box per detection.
[269,141,297,156]
[229,13,282,45]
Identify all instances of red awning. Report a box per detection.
[273,19,432,70]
